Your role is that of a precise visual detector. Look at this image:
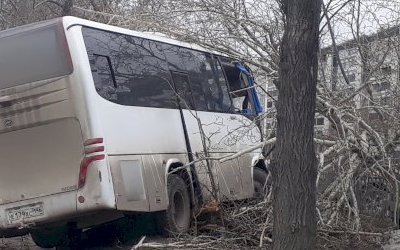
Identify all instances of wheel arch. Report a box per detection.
[251,156,270,198]
[165,159,196,208]
[252,155,268,173]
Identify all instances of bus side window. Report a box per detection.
[88,54,118,101]
[170,71,195,109]
[83,28,177,109]
[202,55,232,113]
[162,45,232,112]
[220,58,253,114]
[163,45,208,111]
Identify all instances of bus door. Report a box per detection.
[170,70,196,161]
[220,58,264,197]
[169,70,207,203]
[168,54,247,201]
[163,45,251,199]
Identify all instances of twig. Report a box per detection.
[132,236,146,250]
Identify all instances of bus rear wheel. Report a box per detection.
[31,227,64,248]
[253,168,269,199]
[30,225,81,249]
[160,174,191,235]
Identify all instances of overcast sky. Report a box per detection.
[321,0,400,46]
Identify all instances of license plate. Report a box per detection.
[6,202,44,224]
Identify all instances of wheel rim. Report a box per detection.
[173,190,186,228]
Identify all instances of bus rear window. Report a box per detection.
[0,23,73,90]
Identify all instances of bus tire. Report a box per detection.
[30,228,64,248]
[253,168,269,198]
[160,174,191,235]
[31,226,81,249]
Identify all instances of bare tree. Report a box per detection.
[270,0,321,249]
[3,0,400,248]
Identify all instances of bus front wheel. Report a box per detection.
[253,167,269,198]
[160,174,191,235]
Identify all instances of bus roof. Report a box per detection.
[0,16,225,58]
[0,16,229,57]
[61,16,225,56]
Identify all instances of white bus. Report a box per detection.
[0,17,268,248]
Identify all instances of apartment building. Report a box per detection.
[264,26,400,137]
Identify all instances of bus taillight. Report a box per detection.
[78,138,105,189]
[84,137,103,146]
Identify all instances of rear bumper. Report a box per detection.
[0,191,77,236]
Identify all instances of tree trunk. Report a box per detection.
[271,0,321,249]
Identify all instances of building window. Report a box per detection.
[321,54,327,62]
[381,96,390,106]
[372,81,391,92]
[381,66,392,74]
[380,81,390,91]
[372,83,380,91]
[369,112,379,120]
[347,73,356,82]
[268,90,278,97]
[266,101,273,108]
[315,130,324,138]
[315,117,325,126]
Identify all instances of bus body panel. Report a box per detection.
[0,118,83,204]
[108,155,149,212]
[0,74,85,230]
[92,94,189,211]
[66,18,263,209]
[65,25,117,214]
[0,191,77,231]
[140,154,189,211]
[179,110,261,200]
[238,153,259,199]
[108,154,188,212]
[0,20,117,233]
[94,100,188,155]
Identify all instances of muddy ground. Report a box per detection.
[0,235,169,250]
[0,215,169,250]
[1,236,42,250]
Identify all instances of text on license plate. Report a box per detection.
[6,202,44,224]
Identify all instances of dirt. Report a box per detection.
[0,235,167,249]
[0,214,178,249]
[0,218,167,250]
[1,236,42,250]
